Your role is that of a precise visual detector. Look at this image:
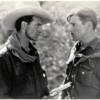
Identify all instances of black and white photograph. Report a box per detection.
[0,0,100,99]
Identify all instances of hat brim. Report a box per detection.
[3,7,53,30]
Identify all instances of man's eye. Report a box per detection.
[72,23,75,26]
[37,23,42,26]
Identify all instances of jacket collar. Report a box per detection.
[81,37,100,50]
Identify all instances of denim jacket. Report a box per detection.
[62,37,100,99]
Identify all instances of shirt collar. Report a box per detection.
[81,37,100,50]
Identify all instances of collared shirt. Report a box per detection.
[64,37,100,99]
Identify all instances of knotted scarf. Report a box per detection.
[6,32,36,62]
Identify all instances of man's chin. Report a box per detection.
[26,35,37,42]
[30,38,37,42]
[72,37,78,42]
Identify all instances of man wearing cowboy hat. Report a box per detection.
[0,7,53,99]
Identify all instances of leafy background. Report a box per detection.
[0,1,100,98]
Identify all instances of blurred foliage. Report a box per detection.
[36,18,72,92]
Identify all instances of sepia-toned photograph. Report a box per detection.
[0,0,100,99]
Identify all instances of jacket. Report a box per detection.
[0,42,49,99]
[62,37,100,99]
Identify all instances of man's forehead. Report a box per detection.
[32,16,47,24]
[32,16,42,22]
[69,15,80,23]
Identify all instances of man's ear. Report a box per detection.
[86,21,93,30]
[21,21,28,33]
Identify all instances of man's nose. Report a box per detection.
[37,25,43,32]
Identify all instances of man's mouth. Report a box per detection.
[71,32,74,37]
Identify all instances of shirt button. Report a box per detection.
[71,75,74,78]
[43,73,46,77]
[82,71,85,75]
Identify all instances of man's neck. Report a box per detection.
[17,32,30,52]
[80,31,96,45]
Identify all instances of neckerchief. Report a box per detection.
[7,32,36,63]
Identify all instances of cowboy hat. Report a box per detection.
[3,7,53,30]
